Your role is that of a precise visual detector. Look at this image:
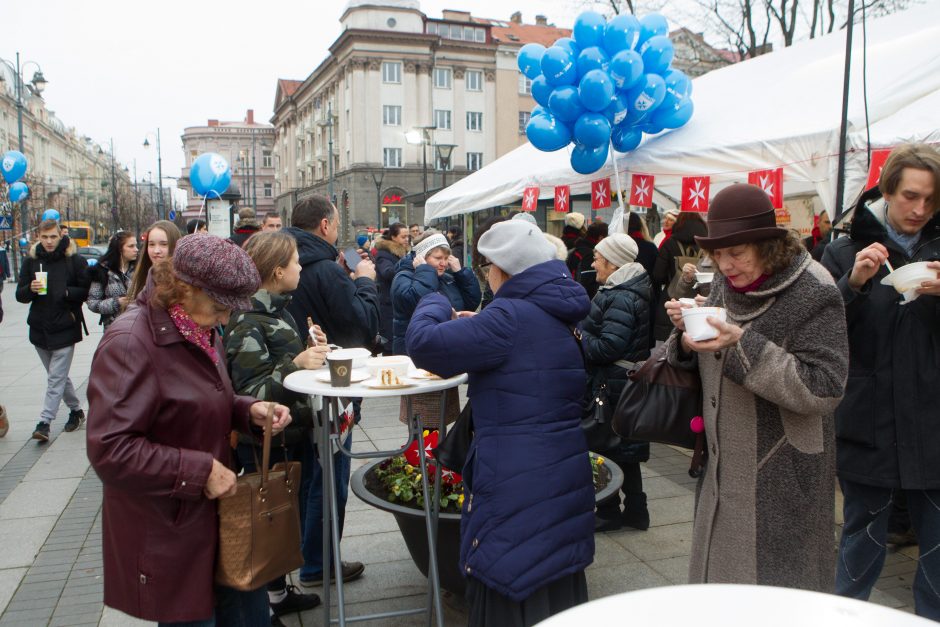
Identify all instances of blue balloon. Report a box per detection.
[8,181,29,203]
[526,113,573,152]
[603,14,642,55]
[531,104,549,118]
[603,93,629,127]
[573,113,612,148]
[190,153,232,198]
[553,37,581,58]
[19,237,28,247]
[541,46,578,86]
[639,35,674,75]
[517,43,546,79]
[609,50,644,90]
[42,209,60,221]
[625,73,667,124]
[87,258,98,267]
[548,85,585,123]
[576,47,609,77]
[652,98,695,129]
[611,125,643,152]
[573,12,607,48]
[661,69,692,110]
[578,69,615,112]
[531,75,552,107]
[638,13,669,47]
[570,142,610,175]
[1,150,27,184]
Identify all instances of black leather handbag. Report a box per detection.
[432,402,473,473]
[580,381,621,451]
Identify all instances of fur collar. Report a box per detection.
[29,236,75,260]
[374,238,408,258]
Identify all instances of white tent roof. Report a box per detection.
[425,1,940,220]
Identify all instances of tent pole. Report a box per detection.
[610,141,629,234]
[834,0,856,222]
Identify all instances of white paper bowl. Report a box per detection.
[880,261,937,293]
[695,272,715,284]
[327,347,371,369]
[365,355,412,378]
[682,307,727,341]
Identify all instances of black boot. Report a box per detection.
[622,492,649,530]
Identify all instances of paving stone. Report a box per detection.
[609,521,694,561]
[98,606,155,626]
[0,567,27,616]
[0,606,55,625]
[0,477,81,519]
[0,516,57,568]
[24,449,91,481]
[645,555,692,584]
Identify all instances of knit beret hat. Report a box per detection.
[565,212,586,230]
[512,212,537,225]
[173,234,261,311]
[478,220,556,276]
[695,183,788,249]
[595,233,639,268]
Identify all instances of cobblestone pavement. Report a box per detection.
[0,290,918,625]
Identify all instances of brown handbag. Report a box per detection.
[215,402,304,591]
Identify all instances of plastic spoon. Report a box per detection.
[885,258,895,273]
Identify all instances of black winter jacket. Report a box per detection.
[652,220,706,341]
[283,227,379,350]
[821,198,940,489]
[16,238,89,350]
[373,238,408,351]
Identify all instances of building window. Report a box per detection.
[466,111,483,132]
[475,28,486,43]
[382,61,401,84]
[434,67,452,89]
[264,183,273,198]
[518,111,531,134]
[383,105,402,126]
[467,152,483,171]
[466,70,483,92]
[518,75,531,95]
[433,109,452,130]
[383,147,402,168]
[262,150,272,168]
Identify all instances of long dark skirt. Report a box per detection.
[466,570,588,627]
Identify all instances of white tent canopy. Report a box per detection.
[425,2,940,221]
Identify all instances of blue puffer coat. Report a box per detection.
[406,259,594,601]
[390,255,481,355]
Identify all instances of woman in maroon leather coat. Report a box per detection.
[87,234,292,625]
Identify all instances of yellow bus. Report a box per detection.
[62,221,94,247]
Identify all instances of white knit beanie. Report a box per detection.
[565,212,586,230]
[478,220,556,276]
[594,233,639,268]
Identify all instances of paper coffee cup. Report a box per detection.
[327,355,353,387]
[35,271,48,296]
[681,307,727,341]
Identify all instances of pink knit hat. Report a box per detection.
[173,234,261,311]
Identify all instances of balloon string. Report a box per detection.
[609,140,630,233]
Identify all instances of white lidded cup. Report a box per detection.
[682,306,727,341]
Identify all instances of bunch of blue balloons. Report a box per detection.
[2,150,30,202]
[189,153,233,199]
[519,12,694,175]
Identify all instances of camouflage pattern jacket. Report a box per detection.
[224,289,313,444]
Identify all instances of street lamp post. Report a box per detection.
[109,139,118,233]
[0,52,47,278]
[143,130,164,220]
[434,144,457,189]
[370,169,385,230]
[405,126,436,200]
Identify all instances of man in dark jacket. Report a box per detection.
[229,207,261,247]
[16,219,89,442]
[283,195,377,586]
[821,144,940,621]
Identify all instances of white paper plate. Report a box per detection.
[315,368,370,384]
[410,369,443,380]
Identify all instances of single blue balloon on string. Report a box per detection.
[578,69,615,112]
[573,12,607,48]
[548,85,585,123]
[42,209,60,221]
[603,14,641,55]
[517,43,546,79]
[190,153,232,198]
[609,50,644,90]
[638,13,669,47]
[1,150,27,184]
[576,47,609,77]
[8,182,29,203]
[541,46,578,86]
[531,75,552,107]
[639,35,675,75]
[19,237,28,247]
[611,125,644,152]
[573,113,611,149]
[570,142,610,175]
[526,113,573,152]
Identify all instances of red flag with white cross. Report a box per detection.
[591,178,611,210]
[681,176,710,212]
[629,174,654,208]
[866,149,892,190]
[554,185,570,212]
[521,186,539,212]
[747,167,783,209]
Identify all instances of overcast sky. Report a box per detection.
[4,0,605,193]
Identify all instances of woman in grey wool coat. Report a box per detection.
[664,184,849,590]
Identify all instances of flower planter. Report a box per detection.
[350,453,622,595]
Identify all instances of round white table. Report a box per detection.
[535,584,934,626]
[285,365,467,627]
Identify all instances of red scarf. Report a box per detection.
[728,273,771,294]
[168,303,219,364]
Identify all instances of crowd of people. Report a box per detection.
[1,142,938,625]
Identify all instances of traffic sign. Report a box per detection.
[168,210,176,221]
[0,215,11,231]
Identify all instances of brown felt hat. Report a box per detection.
[695,184,788,249]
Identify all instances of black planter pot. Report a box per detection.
[350,453,623,596]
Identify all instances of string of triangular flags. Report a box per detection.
[520,149,893,213]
